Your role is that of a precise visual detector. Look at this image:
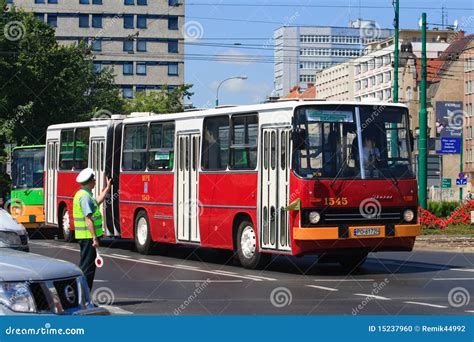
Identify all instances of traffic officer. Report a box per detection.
[73,168,112,290]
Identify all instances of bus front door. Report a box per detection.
[259,128,291,252]
[46,140,59,225]
[175,133,201,243]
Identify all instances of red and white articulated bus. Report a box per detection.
[45,100,421,269]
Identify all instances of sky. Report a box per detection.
[184,0,474,108]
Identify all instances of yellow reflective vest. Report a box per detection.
[73,189,103,239]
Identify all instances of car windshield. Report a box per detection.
[293,105,414,180]
[11,148,45,189]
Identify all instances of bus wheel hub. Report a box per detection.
[137,217,148,245]
[241,226,256,259]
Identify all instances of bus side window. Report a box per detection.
[202,116,229,170]
[230,113,258,170]
[59,129,74,170]
[149,122,175,171]
[122,124,148,171]
[74,128,90,170]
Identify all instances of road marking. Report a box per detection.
[139,258,162,264]
[450,268,474,273]
[172,280,242,283]
[29,241,273,282]
[404,301,447,309]
[102,305,134,315]
[94,280,108,283]
[111,253,131,258]
[244,274,277,281]
[175,264,200,269]
[306,285,339,292]
[433,278,474,281]
[465,310,474,313]
[212,270,237,275]
[313,279,375,282]
[354,294,391,301]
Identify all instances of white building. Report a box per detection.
[273,20,393,97]
[7,0,184,98]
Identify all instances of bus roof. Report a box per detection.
[12,145,45,150]
[46,100,409,129]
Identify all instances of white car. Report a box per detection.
[0,208,29,252]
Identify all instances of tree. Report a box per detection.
[0,3,124,146]
[124,85,194,114]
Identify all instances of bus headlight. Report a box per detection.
[309,211,321,224]
[403,209,415,223]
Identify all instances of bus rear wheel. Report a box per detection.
[60,206,74,242]
[338,253,368,271]
[236,220,271,269]
[134,211,153,255]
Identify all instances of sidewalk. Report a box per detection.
[414,235,474,252]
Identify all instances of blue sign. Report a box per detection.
[456,178,468,186]
[438,137,461,154]
[436,101,464,138]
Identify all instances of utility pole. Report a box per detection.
[418,13,428,209]
[393,0,399,103]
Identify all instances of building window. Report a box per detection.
[168,40,178,53]
[35,0,46,3]
[169,0,179,5]
[168,17,178,30]
[123,15,134,29]
[35,13,45,21]
[123,62,133,75]
[137,15,147,29]
[168,63,178,76]
[79,14,89,28]
[93,62,102,73]
[137,0,147,5]
[47,14,57,27]
[122,86,133,99]
[136,62,147,75]
[202,116,230,170]
[92,14,102,28]
[91,39,102,51]
[92,0,103,4]
[79,0,89,4]
[123,40,134,52]
[48,0,58,4]
[124,0,134,5]
[137,40,147,52]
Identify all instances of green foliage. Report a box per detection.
[0,5,124,146]
[124,85,194,114]
[427,200,460,218]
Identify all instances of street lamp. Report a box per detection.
[215,76,248,107]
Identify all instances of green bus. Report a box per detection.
[10,145,46,229]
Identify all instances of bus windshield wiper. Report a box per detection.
[330,157,350,187]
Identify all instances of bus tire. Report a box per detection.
[236,220,270,269]
[134,210,153,255]
[338,253,368,272]
[59,206,74,242]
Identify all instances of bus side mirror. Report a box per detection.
[291,128,307,150]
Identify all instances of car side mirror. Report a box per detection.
[291,128,307,150]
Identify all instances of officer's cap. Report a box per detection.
[76,168,95,184]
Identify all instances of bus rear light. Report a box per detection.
[403,209,415,223]
[403,196,414,202]
[308,211,321,224]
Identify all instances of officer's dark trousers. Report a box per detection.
[78,239,97,291]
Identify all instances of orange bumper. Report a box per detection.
[293,224,421,241]
[11,205,45,228]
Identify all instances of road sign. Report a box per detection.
[438,137,461,154]
[441,178,451,188]
[456,178,467,187]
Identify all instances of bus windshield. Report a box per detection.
[11,147,45,189]
[294,105,414,180]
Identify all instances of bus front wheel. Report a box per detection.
[236,221,270,269]
[134,210,153,255]
[60,206,74,242]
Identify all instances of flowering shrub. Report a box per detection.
[419,201,474,229]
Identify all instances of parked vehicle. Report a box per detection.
[0,248,109,315]
[0,208,29,252]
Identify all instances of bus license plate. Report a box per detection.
[354,228,380,237]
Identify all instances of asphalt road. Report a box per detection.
[28,236,474,315]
